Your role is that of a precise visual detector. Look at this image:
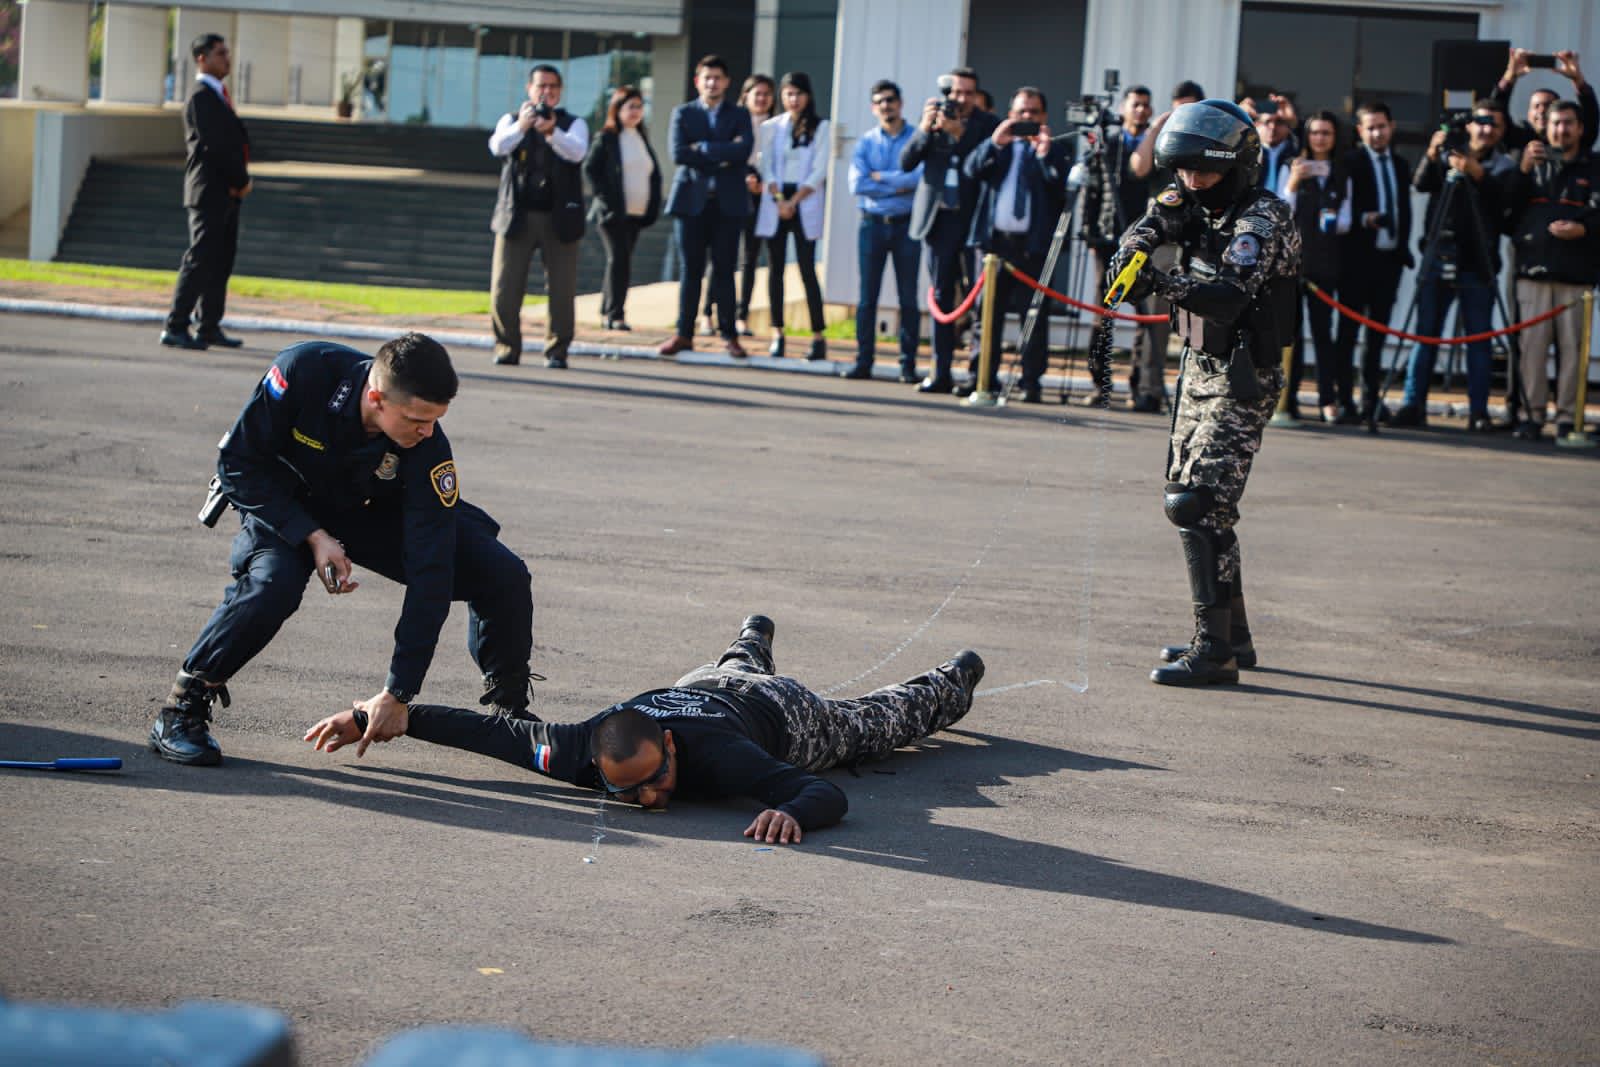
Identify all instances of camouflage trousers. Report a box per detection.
[674,631,973,773]
[1167,349,1282,582]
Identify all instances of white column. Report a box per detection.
[172,9,239,103]
[650,33,690,194]
[1079,0,1240,105]
[821,0,970,308]
[235,13,292,106]
[751,0,779,79]
[288,15,337,106]
[333,18,367,114]
[101,2,168,106]
[18,0,90,104]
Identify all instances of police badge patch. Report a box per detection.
[375,452,399,481]
[429,460,459,507]
[1157,187,1184,207]
[1222,233,1261,267]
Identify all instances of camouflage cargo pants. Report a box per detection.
[674,630,973,773]
[1167,350,1282,582]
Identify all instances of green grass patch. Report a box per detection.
[0,257,524,317]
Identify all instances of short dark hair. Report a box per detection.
[528,63,562,86]
[191,33,225,61]
[976,89,994,111]
[1548,99,1584,125]
[870,79,901,101]
[1356,101,1392,122]
[948,66,979,87]
[696,54,729,77]
[1530,87,1560,104]
[1013,86,1048,114]
[1171,80,1205,103]
[374,333,457,404]
[1124,85,1152,101]
[592,707,664,765]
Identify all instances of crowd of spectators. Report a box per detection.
[484,46,1599,437]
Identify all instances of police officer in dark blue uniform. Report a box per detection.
[150,332,537,766]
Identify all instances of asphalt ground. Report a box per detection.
[1,313,1596,1066]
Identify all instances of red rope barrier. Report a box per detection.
[1305,281,1574,345]
[1003,264,1168,323]
[926,274,986,325]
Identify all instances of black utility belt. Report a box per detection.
[865,213,910,224]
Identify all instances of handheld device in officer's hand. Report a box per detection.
[320,563,342,594]
[1104,250,1148,306]
[1010,120,1042,138]
[198,475,229,528]
[1526,54,1558,69]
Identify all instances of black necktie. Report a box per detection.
[1012,144,1029,221]
[1377,153,1396,232]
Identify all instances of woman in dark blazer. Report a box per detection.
[584,85,662,331]
[1279,111,1353,422]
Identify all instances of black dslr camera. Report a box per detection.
[1438,110,1474,155]
[936,74,960,118]
[532,102,554,120]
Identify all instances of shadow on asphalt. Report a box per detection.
[1275,417,1600,460]
[1,721,1451,944]
[1245,668,1600,739]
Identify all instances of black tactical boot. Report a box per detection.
[479,671,544,722]
[933,649,986,728]
[1160,565,1257,668]
[148,670,228,765]
[1151,529,1239,687]
[740,614,776,645]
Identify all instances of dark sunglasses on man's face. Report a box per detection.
[599,746,671,797]
[1470,115,1498,127]
[872,96,899,106]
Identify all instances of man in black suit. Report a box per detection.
[902,67,1000,393]
[162,33,250,351]
[961,88,1070,402]
[1332,101,1412,422]
[658,55,754,359]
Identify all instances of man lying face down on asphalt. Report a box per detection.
[305,615,984,843]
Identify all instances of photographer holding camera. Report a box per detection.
[1503,100,1600,442]
[902,66,1000,393]
[1082,85,1171,412]
[1491,48,1597,154]
[1390,103,1515,431]
[488,64,589,369]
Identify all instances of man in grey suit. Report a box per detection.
[901,67,1000,392]
[658,55,754,359]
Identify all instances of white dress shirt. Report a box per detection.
[1362,144,1399,251]
[992,142,1032,234]
[488,111,589,163]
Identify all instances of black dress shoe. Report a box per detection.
[768,336,786,358]
[1514,420,1543,441]
[545,356,567,369]
[917,376,954,394]
[160,329,207,350]
[1334,407,1363,426]
[493,348,521,366]
[1388,404,1425,428]
[839,364,874,380]
[1021,384,1043,404]
[807,338,828,361]
[897,367,920,384]
[196,328,244,348]
[1466,414,1495,433]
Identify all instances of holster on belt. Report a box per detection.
[198,475,230,528]
[1227,333,1261,402]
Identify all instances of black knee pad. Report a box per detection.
[1164,482,1215,527]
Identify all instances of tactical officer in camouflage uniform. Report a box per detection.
[305,616,984,843]
[1106,101,1301,686]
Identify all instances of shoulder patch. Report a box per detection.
[291,427,325,451]
[1157,187,1184,207]
[1236,214,1275,238]
[429,460,459,507]
[264,365,288,399]
[1222,233,1261,267]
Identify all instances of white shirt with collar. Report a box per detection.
[196,73,228,103]
[1362,143,1399,251]
[992,141,1032,234]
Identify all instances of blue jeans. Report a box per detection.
[1403,262,1494,416]
[855,213,921,369]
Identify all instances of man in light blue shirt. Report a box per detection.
[842,80,925,381]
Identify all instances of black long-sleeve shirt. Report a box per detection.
[216,340,460,697]
[402,687,849,830]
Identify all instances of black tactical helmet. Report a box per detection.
[1154,99,1262,183]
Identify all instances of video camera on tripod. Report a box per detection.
[1064,69,1123,132]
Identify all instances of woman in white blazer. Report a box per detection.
[756,71,829,360]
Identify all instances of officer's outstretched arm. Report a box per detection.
[1149,208,1286,323]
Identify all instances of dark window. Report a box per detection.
[1236,2,1477,151]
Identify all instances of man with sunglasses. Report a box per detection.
[843,79,924,383]
[304,616,984,843]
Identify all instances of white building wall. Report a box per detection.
[821,0,970,310]
[236,13,292,105]
[18,0,90,104]
[112,0,684,36]
[102,3,170,106]
[288,15,338,106]
[30,109,184,261]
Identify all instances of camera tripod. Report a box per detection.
[1368,165,1525,433]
